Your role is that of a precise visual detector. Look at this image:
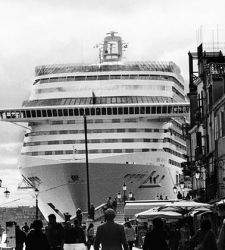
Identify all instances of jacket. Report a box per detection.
[94,221,128,250]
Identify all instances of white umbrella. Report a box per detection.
[135,208,182,220]
[163,201,211,208]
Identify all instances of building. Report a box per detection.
[186,43,225,202]
[0,206,45,229]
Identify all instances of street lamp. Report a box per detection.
[0,180,10,198]
[117,192,122,203]
[4,188,10,198]
[128,191,133,200]
[122,183,127,203]
[180,182,185,198]
[34,188,39,220]
[173,186,178,194]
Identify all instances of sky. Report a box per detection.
[0,0,225,206]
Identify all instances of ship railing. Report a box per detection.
[0,102,190,123]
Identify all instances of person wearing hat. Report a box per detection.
[94,208,128,250]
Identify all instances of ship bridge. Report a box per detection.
[0,102,189,123]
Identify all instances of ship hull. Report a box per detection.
[20,153,178,221]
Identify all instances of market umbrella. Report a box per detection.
[161,201,211,215]
[135,208,183,220]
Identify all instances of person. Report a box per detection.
[22,222,30,234]
[112,197,118,211]
[168,224,180,250]
[45,214,65,250]
[217,219,225,250]
[124,221,136,250]
[64,221,75,244]
[106,197,113,209]
[94,208,128,250]
[142,217,169,250]
[25,220,50,250]
[0,224,4,243]
[177,191,183,199]
[190,219,217,250]
[72,218,86,244]
[76,208,83,226]
[179,223,190,249]
[87,223,95,250]
[15,224,26,250]
[89,204,95,220]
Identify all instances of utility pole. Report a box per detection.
[84,115,91,217]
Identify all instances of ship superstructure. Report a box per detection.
[0,32,189,220]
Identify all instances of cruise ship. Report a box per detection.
[0,32,189,221]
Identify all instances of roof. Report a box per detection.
[35,61,181,76]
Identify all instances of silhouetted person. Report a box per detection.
[0,224,4,242]
[94,208,128,250]
[177,191,182,200]
[22,222,30,234]
[112,198,118,211]
[168,224,180,250]
[190,219,217,250]
[76,208,83,226]
[143,217,169,250]
[124,221,136,250]
[25,220,50,250]
[73,218,86,244]
[87,223,95,250]
[89,204,95,220]
[185,193,191,200]
[45,214,64,250]
[106,197,113,209]
[16,224,26,250]
[64,221,75,244]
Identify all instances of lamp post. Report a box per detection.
[34,188,39,220]
[117,192,122,203]
[128,191,133,200]
[0,179,10,198]
[195,171,200,199]
[173,186,178,195]
[180,181,185,198]
[84,115,91,217]
[4,188,10,198]
[122,183,127,203]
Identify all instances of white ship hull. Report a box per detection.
[20,152,179,221]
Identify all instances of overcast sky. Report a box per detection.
[0,0,225,206]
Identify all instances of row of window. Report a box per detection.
[35,74,184,90]
[172,86,185,100]
[164,138,186,150]
[163,147,186,159]
[169,159,181,167]
[23,96,174,107]
[22,148,162,156]
[23,137,186,151]
[21,146,185,159]
[23,138,165,147]
[27,128,169,137]
[28,118,183,134]
[1,104,189,120]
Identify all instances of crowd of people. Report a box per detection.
[140,216,225,250]
[6,205,225,250]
